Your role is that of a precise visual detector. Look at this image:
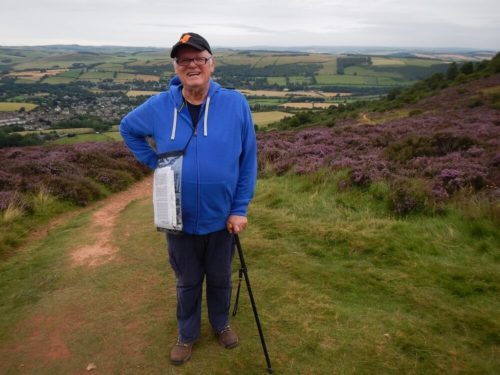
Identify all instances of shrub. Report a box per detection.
[90,168,135,192]
[369,180,390,201]
[43,175,103,206]
[385,133,476,162]
[467,97,484,108]
[388,178,429,216]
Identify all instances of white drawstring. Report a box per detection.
[171,107,178,140]
[171,97,210,139]
[204,96,210,137]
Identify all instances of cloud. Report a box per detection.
[0,0,499,49]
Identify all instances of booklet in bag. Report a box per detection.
[153,151,183,233]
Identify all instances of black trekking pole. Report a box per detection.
[232,234,273,374]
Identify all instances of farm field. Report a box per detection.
[279,102,336,109]
[0,102,38,111]
[239,89,350,98]
[252,111,293,126]
[126,90,161,97]
[15,128,94,136]
[50,131,122,144]
[42,76,75,84]
[7,69,68,79]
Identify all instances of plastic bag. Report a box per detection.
[153,150,183,233]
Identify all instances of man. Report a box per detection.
[119,32,257,365]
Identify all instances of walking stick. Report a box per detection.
[232,234,273,374]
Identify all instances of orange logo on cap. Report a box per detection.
[180,34,191,43]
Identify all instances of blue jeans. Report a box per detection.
[167,230,235,343]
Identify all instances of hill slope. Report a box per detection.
[259,73,500,214]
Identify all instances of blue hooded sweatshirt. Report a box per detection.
[119,76,257,235]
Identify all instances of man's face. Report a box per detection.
[173,46,214,91]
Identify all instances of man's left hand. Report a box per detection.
[226,215,248,234]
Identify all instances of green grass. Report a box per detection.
[41,76,75,84]
[344,66,403,79]
[50,132,121,144]
[79,71,115,81]
[247,98,285,107]
[0,195,75,259]
[315,74,373,85]
[15,128,93,136]
[0,171,498,373]
[0,102,38,111]
[56,69,83,78]
[267,76,287,85]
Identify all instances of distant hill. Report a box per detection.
[2,45,492,95]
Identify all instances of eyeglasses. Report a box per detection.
[175,57,212,67]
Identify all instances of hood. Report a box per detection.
[168,75,221,140]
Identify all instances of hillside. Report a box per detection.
[259,70,500,214]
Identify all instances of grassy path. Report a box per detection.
[0,174,499,374]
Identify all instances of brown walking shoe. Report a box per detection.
[216,325,239,349]
[170,338,193,365]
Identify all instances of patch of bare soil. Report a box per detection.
[71,176,152,267]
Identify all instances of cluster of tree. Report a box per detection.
[371,64,448,81]
[215,63,320,78]
[337,56,372,74]
[0,79,93,101]
[124,63,173,76]
[0,130,59,148]
[53,116,113,132]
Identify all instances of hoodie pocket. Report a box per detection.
[199,181,233,222]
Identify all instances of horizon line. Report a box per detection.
[0,43,498,52]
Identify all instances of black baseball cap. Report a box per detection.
[170,32,212,58]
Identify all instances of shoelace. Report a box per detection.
[218,325,231,335]
[175,338,191,347]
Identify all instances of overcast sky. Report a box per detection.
[2,0,499,50]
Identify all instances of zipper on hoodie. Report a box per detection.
[194,132,199,232]
[193,102,204,233]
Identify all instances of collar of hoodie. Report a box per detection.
[168,76,218,141]
[170,96,210,140]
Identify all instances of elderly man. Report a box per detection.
[119,33,257,365]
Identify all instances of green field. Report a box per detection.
[79,71,115,81]
[315,74,374,85]
[41,76,75,84]
[0,102,38,111]
[56,69,83,78]
[50,132,121,144]
[267,76,287,85]
[16,127,94,136]
[247,98,285,107]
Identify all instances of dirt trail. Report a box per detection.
[70,176,153,267]
[2,176,157,373]
[361,113,375,125]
